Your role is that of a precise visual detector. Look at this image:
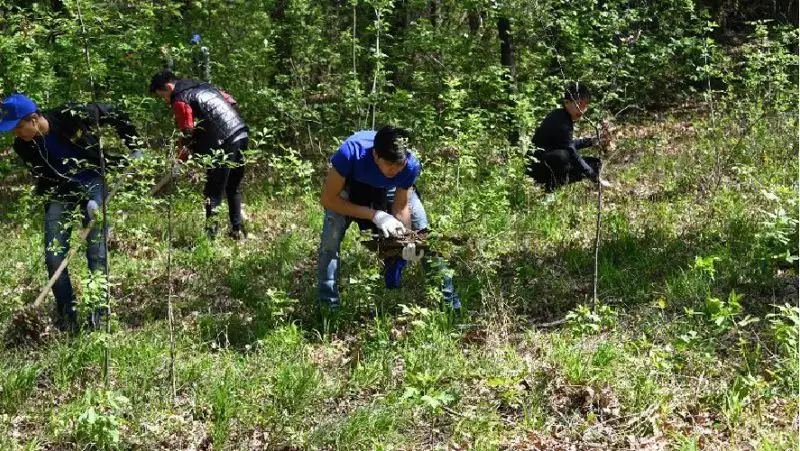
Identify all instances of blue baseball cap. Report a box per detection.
[0,94,38,132]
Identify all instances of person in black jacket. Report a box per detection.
[526,83,611,192]
[150,69,249,240]
[0,93,139,331]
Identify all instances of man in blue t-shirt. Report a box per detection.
[317,125,459,314]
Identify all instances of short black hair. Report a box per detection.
[563,82,592,103]
[373,125,410,164]
[149,69,177,93]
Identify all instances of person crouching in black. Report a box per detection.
[526,82,611,192]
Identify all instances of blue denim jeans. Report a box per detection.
[44,177,107,325]
[316,187,458,310]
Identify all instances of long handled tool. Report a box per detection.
[30,170,175,309]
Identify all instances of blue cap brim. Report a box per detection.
[0,119,22,132]
[0,117,21,132]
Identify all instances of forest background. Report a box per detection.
[0,0,798,448]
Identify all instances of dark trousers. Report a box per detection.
[526,149,601,192]
[204,137,247,232]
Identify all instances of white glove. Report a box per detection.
[86,200,99,220]
[402,243,425,263]
[598,178,613,189]
[171,160,185,178]
[372,211,406,238]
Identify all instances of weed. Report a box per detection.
[52,389,130,450]
[0,363,41,414]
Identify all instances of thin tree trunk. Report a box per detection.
[270,0,291,86]
[592,182,602,309]
[498,16,518,144]
[429,0,441,28]
[167,156,177,404]
[370,7,382,129]
[468,9,481,36]
[76,0,112,388]
[498,17,515,77]
[352,3,358,75]
[387,0,408,91]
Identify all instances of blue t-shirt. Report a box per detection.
[330,130,421,189]
[36,132,98,185]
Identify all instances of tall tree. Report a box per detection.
[498,14,518,144]
[270,0,292,86]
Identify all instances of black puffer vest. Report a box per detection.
[171,79,247,154]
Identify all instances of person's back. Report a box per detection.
[334,130,421,225]
[170,79,247,154]
[532,107,575,152]
[12,102,138,195]
[151,69,250,240]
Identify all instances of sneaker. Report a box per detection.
[87,308,106,331]
[54,315,78,335]
[206,224,219,240]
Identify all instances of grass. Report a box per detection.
[0,105,797,449]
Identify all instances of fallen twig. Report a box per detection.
[531,317,568,328]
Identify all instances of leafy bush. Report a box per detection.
[566,304,618,337]
[52,389,130,450]
[766,304,800,394]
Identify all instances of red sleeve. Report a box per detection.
[219,90,237,105]
[172,101,194,131]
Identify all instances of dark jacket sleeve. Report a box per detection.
[12,139,45,183]
[574,136,597,150]
[551,121,597,180]
[86,103,140,151]
[56,103,141,165]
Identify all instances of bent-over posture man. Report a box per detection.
[526,83,611,192]
[317,126,460,314]
[0,93,139,331]
[150,69,249,239]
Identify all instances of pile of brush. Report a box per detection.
[4,305,54,348]
[361,231,428,259]
[361,230,467,259]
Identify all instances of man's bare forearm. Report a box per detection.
[322,194,376,221]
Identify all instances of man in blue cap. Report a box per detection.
[317,125,460,317]
[0,93,139,331]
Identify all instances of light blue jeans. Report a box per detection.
[316,187,458,310]
[44,177,106,325]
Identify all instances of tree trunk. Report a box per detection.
[468,9,481,36]
[387,0,409,91]
[270,0,292,86]
[498,17,515,78]
[498,16,518,144]
[429,0,442,29]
